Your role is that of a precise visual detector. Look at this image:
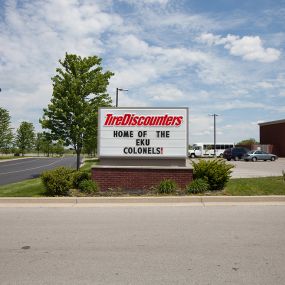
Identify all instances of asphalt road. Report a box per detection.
[0,156,77,185]
[188,158,285,178]
[229,158,285,178]
[0,205,285,284]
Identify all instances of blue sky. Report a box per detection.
[0,0,284,144]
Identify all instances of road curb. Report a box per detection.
[0,195,285,205]
[0,197,77,204]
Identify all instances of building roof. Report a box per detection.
[259,119,285,126]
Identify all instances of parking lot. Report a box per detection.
[188,158,285,178]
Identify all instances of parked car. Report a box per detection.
[223,147,249,161]
[244,150,277,162]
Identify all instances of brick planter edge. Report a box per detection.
[91,165,193,192]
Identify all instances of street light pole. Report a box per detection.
[116,88,128,107]
[209,114,219,157]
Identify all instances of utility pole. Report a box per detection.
[209,114,219,157]
[116,88,128,107]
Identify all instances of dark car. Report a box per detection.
[244,150,277,162]
[223,147,249,161]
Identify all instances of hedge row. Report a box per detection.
[41,159,233,196]
[41,167,97,196]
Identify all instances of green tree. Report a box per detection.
[35,132,56,157]
[236,138,258,146]
[40,53,113,169]
[0,107,14,153]
[16,122,35,156]
[83,136,97,157]
[41,133,53,157]
[35,132,44,156]
[54,139,64,156]
[0,107,13,152]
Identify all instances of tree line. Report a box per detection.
[0,108,99,157]
[0,114,65,157]
[1,53,114,168]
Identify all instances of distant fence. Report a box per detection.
[252,144,273,153]
[238,144,273,153]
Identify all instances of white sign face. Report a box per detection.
[98,108,188,158]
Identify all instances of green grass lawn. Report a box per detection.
[224,176,285,196]
[0,158,98,197]
[1,162,285,197]
[0,178,46,197]
[80,158,98,171]
[0,156,17,160]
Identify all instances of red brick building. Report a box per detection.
[259,119,285,157]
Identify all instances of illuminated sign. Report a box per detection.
[98,108,188,158]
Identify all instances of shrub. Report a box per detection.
[157,179,177,194]
[192,159,234,190]
[186,178,209,194]
[79,180,98,195]
[72,170,90,188]
[41,167,75,196]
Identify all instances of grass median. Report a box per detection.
[0,156,18,160]
[0,178,46,197]
[0,174,285,197]
[80,158,98,171]
[224,176,285,196]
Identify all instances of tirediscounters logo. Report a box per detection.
[103,113,183,127]
[99,108,188,158]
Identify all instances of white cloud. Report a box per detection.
[0,0,124,128]
[37,0,122,36]
[188,112,261,144]
[188,114,217,143]
[111,61,158,88]
[114,92,148,107]
[198,33,222,45]
[144,84,186,101]
[1,87,52,133]
[0,0,284,145]
[113,35,150,57]
[188,90,211,102]
[220,122,259,143]
[108,34,210,91]
[119,0,169,6]
[145,0,169,3]
[207,100,267,112]
[198,33,281,62]
[112,34,208,63]
[257,81,274,89]
[273,106,285,112]
[140,10,249,35]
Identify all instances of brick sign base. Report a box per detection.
[91,165,193,192]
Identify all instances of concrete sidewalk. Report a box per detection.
[0,196,285,207]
